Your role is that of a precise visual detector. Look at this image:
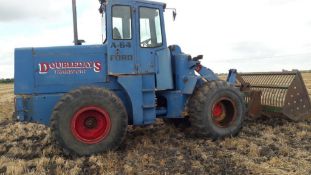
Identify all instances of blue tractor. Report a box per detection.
[14,0,311,156]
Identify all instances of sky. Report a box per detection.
[0,0,311,78]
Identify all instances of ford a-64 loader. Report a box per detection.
[13,0,311,156]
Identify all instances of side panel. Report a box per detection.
[15,94,61,125]
[173,53,198,94]
[155,48,173,90]
[15,96,31,121]
[15,45,109,95]
[14,48,35,94]
[118,75,156,125]
[118,76,144,125]
[33,45,107,87]
[182,76,198,94]
[160,91,188,118]
[32,94,62,125]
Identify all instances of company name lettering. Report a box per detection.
[38,61,102,75]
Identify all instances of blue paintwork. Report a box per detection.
[14,0,222,126]
[170,47,199,94]
[155,48,173,90]
[14,45,118,95]
[31,94,63,124]
[107,2,137,75]
[14,48,34,94]
[15,97,26,121]
[227,69,238,85]
[160,91,187,118]
[118,75,156,125]
[196,66,219,81]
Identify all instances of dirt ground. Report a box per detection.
[304,73,311,95]
[0,73,310,175]
[0,84,14,120]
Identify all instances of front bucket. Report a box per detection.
[236,71,311,121]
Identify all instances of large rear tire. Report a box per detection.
[188,81,245,139]
[51,87,128,156]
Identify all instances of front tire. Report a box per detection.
[188,81,245,139]
[51,87,128,156]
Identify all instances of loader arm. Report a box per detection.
[190,60,218,81]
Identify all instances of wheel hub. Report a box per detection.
[84,117,97,129]
[211,98,236,128]
[212,103,225,121]
[71,106,111,144]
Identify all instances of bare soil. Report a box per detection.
[0,84,14,120]
[0,73,310,175]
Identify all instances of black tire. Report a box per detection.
[51,87,128,156]
[188,81,245,139]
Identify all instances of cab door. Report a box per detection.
[135,4,166,74]
[107,4,137,75]
[134,4,173,89]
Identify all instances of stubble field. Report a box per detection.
[0,73,310,174]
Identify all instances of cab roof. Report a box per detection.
[134,0,166,7]
[108,0,166,8]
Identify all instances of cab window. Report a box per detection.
[139,7,163,48]
[112,6,132,40]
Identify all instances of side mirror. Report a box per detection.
[167,8,177,21]
[173,10,177,21]
[98,0,107,14]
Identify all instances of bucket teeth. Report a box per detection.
[236,71,311,121]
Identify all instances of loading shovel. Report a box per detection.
[236,71,311,121]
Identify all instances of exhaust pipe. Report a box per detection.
[72,0,84,45]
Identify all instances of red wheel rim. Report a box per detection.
[212,103,224,118]
[71,106,111,144]
[211,98,236,128]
